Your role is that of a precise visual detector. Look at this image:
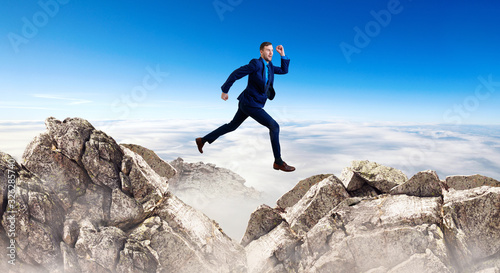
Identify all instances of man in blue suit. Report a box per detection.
[196,42,295,172]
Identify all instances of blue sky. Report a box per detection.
[1,1,500,239]
[1,0,500,123]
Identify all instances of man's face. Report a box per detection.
[260,45,273,62]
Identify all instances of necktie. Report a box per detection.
[265,64,271,98]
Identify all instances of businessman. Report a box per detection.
[196,42,295,172]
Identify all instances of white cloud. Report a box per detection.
[1,119,499,240]
[33,94,92,105]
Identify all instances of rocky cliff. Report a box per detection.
[1,117,499,273]
[0,117,245,273]
[241,161,500,273]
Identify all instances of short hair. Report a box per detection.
[260,42,272,51]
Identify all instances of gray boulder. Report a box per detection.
[240,204,284,247]
[297,194,450,272]
[343,160,408,193]
[121,143,177,179]
[245,222,300,273]
[443,186,500,270]
[0,117,247,273]
[169,157,261,201]
[390,170,444,197]
[277,174,332,209]
[82,130,123,190]
[445,174,500,190]
[22,132,90,211]
[285,175,350,235]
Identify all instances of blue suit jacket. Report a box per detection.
[221,57,290,108]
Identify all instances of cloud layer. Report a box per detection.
[1,119,499,239]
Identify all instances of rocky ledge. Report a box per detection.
[241,161,500,273]
[1,117,499,273]
[0,117,245,273]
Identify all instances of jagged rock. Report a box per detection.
[245,222,300,273]
[74,220,127,272]
[82,130,123,190]
[121,143,177,179]
[66,183,111,227]
[4,116,500,273]
[386,249,452,273]
[169,157,261,201]
[116,240,158,273]
[285,175,350,235]
[0,151,21,216]
[44,117,94,162]
[346,160,408,193]
[240,204,284,246]
[22,132,90,211]
[445,174,500,190]
[340,166,366,191]
[296,194,449,272]
[443,186,500,270]
[390,170,444,197]
[277,174,332,209]
[0,117,247,273]
[61,241,80,273]
[154,192,247,272]
[109,188,145,229]
[348,183,379,198]
[1,158,65,272]
[62,218,79,246]
[121,145,167,214]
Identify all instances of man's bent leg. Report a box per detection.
[202,104,248,144]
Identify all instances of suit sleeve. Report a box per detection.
[272,57,290,75]
[221,59,258,93]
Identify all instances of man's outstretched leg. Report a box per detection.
[241,104,295,172]
[196,104,248,153]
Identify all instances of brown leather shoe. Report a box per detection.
[273,161,295,172]
[195,137,205,153]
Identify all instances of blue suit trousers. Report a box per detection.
[203,101,282,165]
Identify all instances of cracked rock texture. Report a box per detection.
[242,160,500,273]
[1,117,499,273]
[0,117,245,273]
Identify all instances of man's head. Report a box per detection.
[260,42,273,62]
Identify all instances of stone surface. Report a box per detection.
[277,174,332,209]
[2,117,500,273]
[340,167,366,191]
[443,186,500,270]
[82,130,123,190]
[390,170,444,197]
[285,175,350,235]
[120,145,168,214]
[240,204,284,247]
[121,143,177,180]
[295,194,449,272]
[349,160,408,193]
[0,117,246,273]
[445,174,500,190]
[169,157,261,201]
[245,222,300,273]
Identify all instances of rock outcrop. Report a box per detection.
[242,160,500,273]
[2,116,499,273]
[0,117,245,273]
[169,158,261,202]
